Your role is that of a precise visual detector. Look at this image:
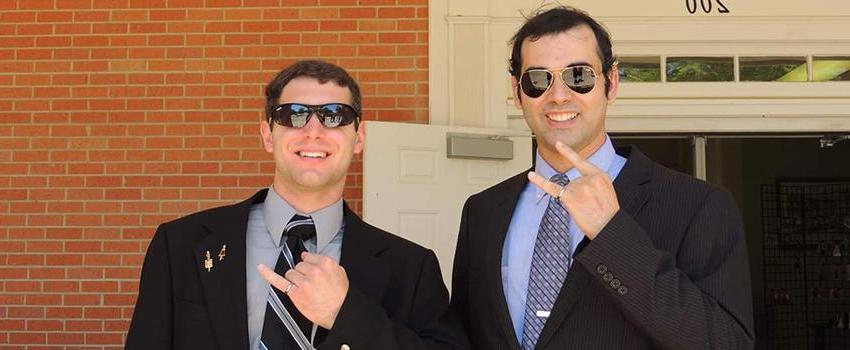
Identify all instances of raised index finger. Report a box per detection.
[555,141,602,175]
[257,263,291,291]
[527,171,565,199]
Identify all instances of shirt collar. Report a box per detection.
[263,187,344,252]
[533,135,617,201]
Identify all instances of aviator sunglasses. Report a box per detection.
[270,103,359,128]
[519,65,598,98]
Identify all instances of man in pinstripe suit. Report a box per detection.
[449,7,755,350]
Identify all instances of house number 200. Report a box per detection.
[686,0,730,14]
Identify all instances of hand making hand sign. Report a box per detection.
[527,141,620,240]
[257,252,349,330]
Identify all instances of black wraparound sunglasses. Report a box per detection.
[519,65,597,98]
[270,103,359,128]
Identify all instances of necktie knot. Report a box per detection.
[550,173,569,187]
[285,214,316,242]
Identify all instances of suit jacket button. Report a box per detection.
[341,344,351,350]
[618,286,628,295]
[596,264,608,274]
[603,272,614,282]
[610,278,621,289]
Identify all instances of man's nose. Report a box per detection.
[302,112,325,135]
[547,73,573,103]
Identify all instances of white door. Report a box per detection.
[362,121,532,288]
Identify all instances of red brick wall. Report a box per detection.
[0,0,427,348]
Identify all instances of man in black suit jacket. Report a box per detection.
[449,7,754,350]
[126,60,467,350]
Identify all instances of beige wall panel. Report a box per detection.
[498,0,850,17]
[429,0,450,125]
[487,22,522,129]
[607,18,850,43]
[450,23,488,127]
[449,0,488,17]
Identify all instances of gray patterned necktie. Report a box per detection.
[521,174,571,350]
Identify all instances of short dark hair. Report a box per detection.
[264,60,362,129]
[509,6,616,95]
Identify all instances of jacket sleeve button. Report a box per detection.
[610,278,621,289]
[596,264,608,274]
[617,286,629,295]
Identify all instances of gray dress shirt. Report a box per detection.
[245,187,344,350]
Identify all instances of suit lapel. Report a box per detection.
[611,146,653,218]
[339,203,390,302]
[535,146,652,350]
[194,189,267,350]
[484,170,531,350]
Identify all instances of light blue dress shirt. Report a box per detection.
[246,187,344,350]
[501,136,626,342]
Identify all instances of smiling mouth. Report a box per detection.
[546,112,578,122]
[297,151,328,159]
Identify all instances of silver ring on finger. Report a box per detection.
[555,185,567,200]
[284,282,293,294]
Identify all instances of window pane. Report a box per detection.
[618,56,661,82]
[666,57,734,82]
[740,57,807,82]
[812,56,850,81]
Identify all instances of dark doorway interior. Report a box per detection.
[611,134,850,350]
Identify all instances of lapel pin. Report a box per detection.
[204,250,213,272]
[218,244,227,261]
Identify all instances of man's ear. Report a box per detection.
[606,63,619,103]
[511,76,522,110]
[260,120,274,153]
